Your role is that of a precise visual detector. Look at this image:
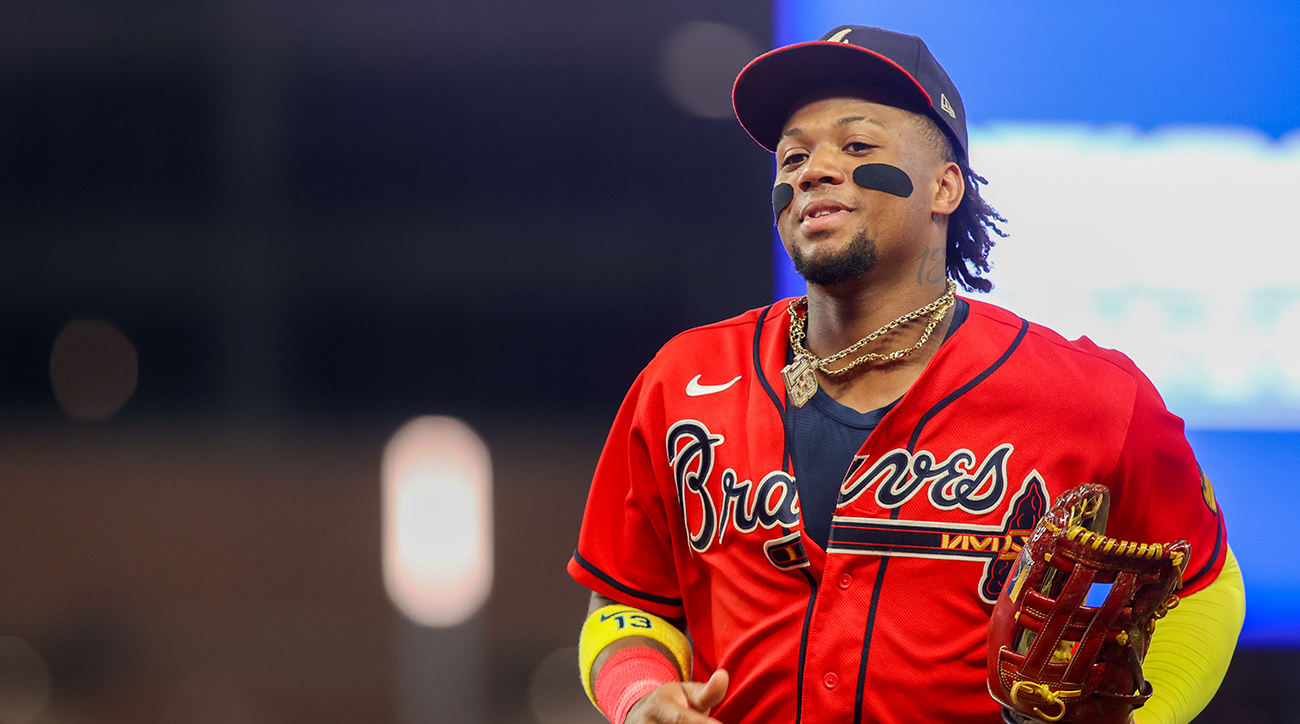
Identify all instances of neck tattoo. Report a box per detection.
[781,279,957,408]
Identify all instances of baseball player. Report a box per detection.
[569,25,1245,724]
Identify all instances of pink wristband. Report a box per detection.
[593,646,682,724]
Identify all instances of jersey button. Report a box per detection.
[838,574,852,590]
[823,672,838,689]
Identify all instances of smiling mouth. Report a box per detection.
[801,205,851,224]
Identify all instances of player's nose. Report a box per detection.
[796,146,845,191]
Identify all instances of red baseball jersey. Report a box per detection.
[568,297,1227,724]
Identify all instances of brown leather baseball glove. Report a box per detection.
[987,484,1189,724]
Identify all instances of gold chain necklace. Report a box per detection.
[781,279,957,407]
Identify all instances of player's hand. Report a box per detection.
[625,669,729,724]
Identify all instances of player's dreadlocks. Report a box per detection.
[947,168,1006,293]
[914,114,1007,293]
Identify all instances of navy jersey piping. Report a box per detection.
[907,318,1031,451]
[851,317,1030,724]
[571,550,684,608]
[758,303,821,723]
[851,556,892,724]
[752,302,790,470]
[1182,510,1226,589]
[794,558,819,724]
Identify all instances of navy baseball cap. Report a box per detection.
[732,25,968,161]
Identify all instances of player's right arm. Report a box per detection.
[581,591,728,724]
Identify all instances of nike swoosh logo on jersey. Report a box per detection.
[686,374,742,397]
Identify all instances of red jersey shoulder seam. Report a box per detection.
[965,297,1147,382]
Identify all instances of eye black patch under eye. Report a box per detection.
[772,183,794,223]
[853,164,913,198]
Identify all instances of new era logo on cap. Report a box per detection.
[826,28,853,43]
[941,93,957,119]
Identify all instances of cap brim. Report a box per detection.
[732,41,933,153]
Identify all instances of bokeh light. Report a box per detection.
[658,21,761,119]
[49,318,139,422]
[382,416,493,628]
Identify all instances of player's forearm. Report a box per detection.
[579,594,695,723]
[586,593,679,671]
[1134,546,1245,724]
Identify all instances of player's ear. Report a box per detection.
[929,161,963,216]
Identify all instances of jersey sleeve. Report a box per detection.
[1100,360,1228,596]
[568,367,686,619]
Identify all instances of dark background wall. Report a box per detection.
[0,2,1279,723]
[0,0,774,423]
[0,2,773,723]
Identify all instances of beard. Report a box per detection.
[789,229,878,287]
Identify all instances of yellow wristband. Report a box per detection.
[578,605,691,707]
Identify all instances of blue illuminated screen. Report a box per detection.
[773,0,1300,646]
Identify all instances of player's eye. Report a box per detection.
[779,152,807,169]
[844,141,875,154]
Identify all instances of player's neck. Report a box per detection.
[800,275,954,414]
[803,275,951,358]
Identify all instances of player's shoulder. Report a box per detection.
[962,297,1162,408]
[645,301,785,371]
[965,297,1146,376]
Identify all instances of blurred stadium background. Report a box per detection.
[0,1,1293,722]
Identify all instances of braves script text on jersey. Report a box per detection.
[568,296,1227,724]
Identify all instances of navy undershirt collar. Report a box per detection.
[789,297,970,551]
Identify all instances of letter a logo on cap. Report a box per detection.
[827,28,853,43]
[940,93,957,119]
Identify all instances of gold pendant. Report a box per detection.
[782,356,818,408]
